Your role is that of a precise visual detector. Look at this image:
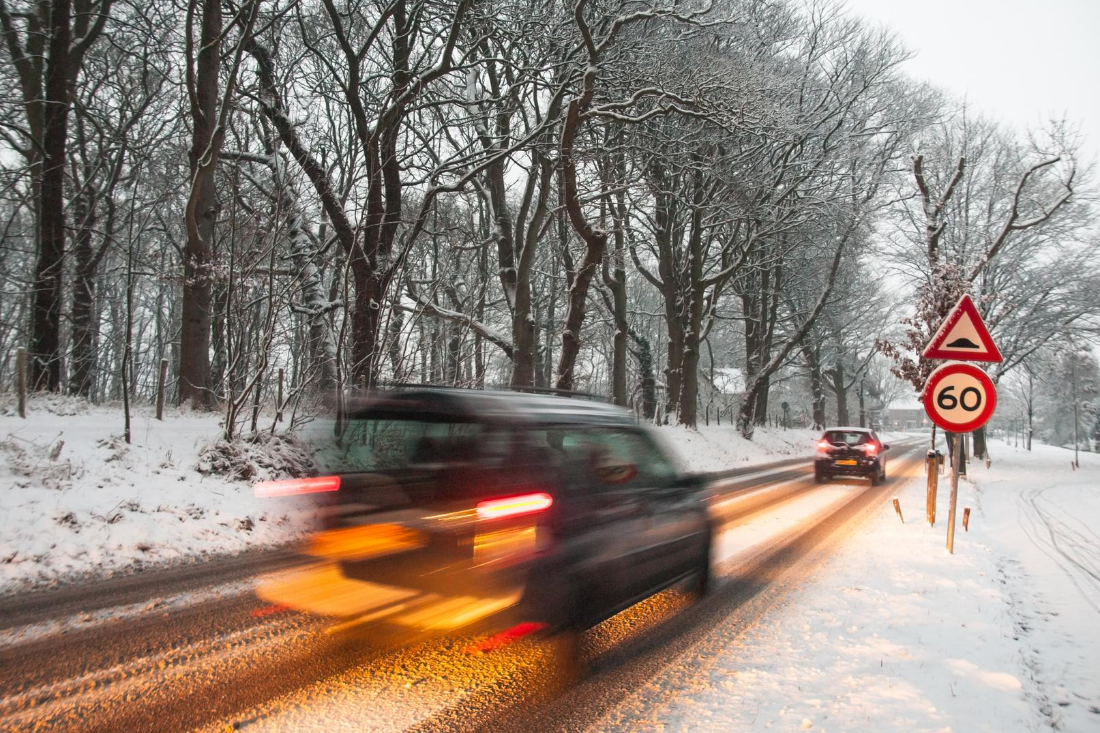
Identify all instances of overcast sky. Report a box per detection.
[840,0,1100,163]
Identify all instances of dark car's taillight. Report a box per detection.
[254,475,341,498]
[475,492,553,521]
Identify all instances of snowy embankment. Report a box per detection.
[0,397,817,593]
[620,440,1100,733]
[0,396,317,593]
[657,424,819,473]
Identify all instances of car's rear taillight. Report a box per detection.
[861,443,879,456]
[817,440,831,453]
[254,475,341,498]
[476,492,553,520]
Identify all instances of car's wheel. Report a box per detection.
[814,469,828,484]
[688,530,713,598]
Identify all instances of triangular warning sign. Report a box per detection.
[923,294,1003,363]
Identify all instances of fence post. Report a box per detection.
[705,403,710,426]
[15,346,25,418]
[156,358,168,420]
[276,368,284,423]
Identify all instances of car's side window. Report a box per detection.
[601,429,678,487]
[539,427,676,494]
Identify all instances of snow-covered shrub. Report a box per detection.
[196,431,317,482]
[0,434,80,490]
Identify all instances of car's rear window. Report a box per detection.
[823,430,873,446]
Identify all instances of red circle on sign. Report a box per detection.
[922,362,997,433]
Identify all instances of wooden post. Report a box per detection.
[276,368,284,423]
[705,403,710,426]
[15,346,26,418]
[926,450,938,526]
[893,498,904,523]
[962,506,971,532]
[156,358,168,420]
[947,433,962,554]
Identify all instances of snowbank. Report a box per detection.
[0,398,314,593]
[655,425,820,472]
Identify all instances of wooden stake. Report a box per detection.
[156,358,168,420]
[926,450,938,526]
[15,346,26,418]
[963,506,971,532]
[947,433,962,554]
[893,498,904,523]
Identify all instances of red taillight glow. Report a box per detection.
[476,492,553,520]
[254,475,341,498]
[465,622,548,654]
[817,440,831,452]
[861,443,879,456]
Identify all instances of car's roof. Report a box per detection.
[348,388,638,428]
[824,426,873,432]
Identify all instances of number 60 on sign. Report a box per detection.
[922,362,997,433]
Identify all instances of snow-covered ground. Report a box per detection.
[0,396,316,592]
[657,425,819,473]
[0,396,822,592]
[609,440,1100,732]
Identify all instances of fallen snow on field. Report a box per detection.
[972,441,1100,733]
[610,441,1100,732]
[0,396,314,592]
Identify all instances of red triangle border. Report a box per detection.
[922,294,1003,363]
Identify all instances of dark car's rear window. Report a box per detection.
[823,430,874,446]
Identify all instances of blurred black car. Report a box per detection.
[255,388,713,658]
[814,427,890,484]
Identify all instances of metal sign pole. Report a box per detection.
[946,433,962,554]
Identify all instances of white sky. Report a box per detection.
[841,0,1100,163]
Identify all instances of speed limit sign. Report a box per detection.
[922,362,997,433]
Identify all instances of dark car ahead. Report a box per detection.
[254,388,712,659]
[814,427,890,484]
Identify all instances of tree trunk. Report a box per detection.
[973,425,988,461]
[604,151,629,407]
[832,360,849,425]
[29,0,75,391]
[180,0,224,408]
[555,95,607,391]
[512,277,536,387]
[803,342,826,430]
[676,171,706,428]
[628,327,656,420]
[69,189,98,398]
[350,270,384,388]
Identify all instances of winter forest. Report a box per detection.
[1,0,1097,446]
